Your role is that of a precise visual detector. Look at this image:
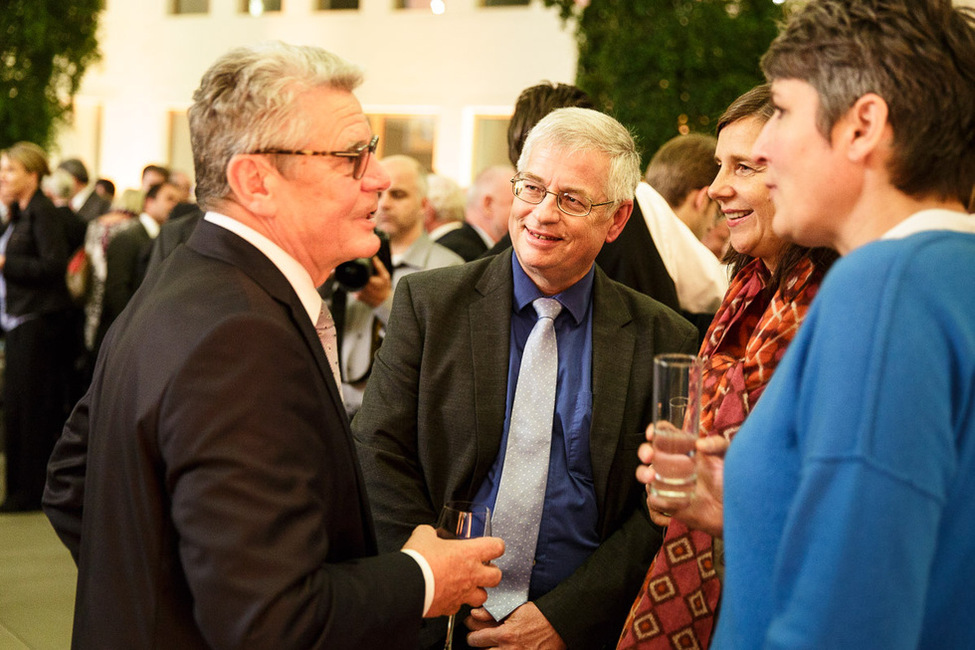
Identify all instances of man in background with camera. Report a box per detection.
[339,154,463,415]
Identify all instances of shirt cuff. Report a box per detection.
[401,549,435,616]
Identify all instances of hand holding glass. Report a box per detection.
[650,353,703,499]
[436,501,492,650]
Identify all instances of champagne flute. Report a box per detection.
[435,501,492,650]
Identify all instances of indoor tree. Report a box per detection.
[1,0,103,149]
[544,0,786,165]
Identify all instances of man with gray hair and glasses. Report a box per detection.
[354,107,696,649]
[43,41,503,649]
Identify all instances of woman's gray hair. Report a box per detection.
[518,107,641,205]
[188,41,363,210]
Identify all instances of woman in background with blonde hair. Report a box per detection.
[0,141,74,512]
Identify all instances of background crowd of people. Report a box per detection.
[0,152,196,512]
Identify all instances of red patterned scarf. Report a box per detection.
[617,257,825,649]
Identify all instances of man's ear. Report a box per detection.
[605,200,633,243]
[226,154,275,216]
[838,92,891,163]
[692,185,711,213]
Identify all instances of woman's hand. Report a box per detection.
[636,424,729,537]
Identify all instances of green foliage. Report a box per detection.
[0,0,103,149]
[543,0,784,166]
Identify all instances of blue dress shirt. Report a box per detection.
[473,255,600,601]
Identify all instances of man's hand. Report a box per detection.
[353,256,391,308]
[464,603,566,650]
[635,424,729,537]
[402,525,503,618]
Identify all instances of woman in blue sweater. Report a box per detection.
[639,1,975,647]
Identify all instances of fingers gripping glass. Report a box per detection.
[253,135,379,180]
[510,174,614,217]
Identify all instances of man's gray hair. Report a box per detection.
[188,41,363,210]
[43,169,77,201]
[518,107,641,205]
[426,174,465,223]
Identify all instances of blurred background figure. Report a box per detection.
[464,165,514,252]
[425,173,481,261]
[0,142,74,513]
[93,178,116,204]
[640,134,730,342]
[700,215,731,259]
[168,169,193,204]
[95,181,181,354]
[139,163,169,191]
[644,136,730,259]
[80,188,143,379]
[339,155,462,415]
[645,134,719,243]
[57,158,112,223]
[42,168,87,251]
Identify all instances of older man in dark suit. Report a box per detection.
[43,42,502,649]
[354,108,697,649]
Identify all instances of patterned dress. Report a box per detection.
[617,256,827,650]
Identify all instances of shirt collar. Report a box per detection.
[880,208,975,240]
[204,212,322,325]
[139,213,162,238]
[70,185,93,212]
[511,254,594,325]
[428,221,463,241]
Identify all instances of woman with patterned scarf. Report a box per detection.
[617,85,837,650]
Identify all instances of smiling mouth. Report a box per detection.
[526,226,562,242]
[724,210,753,223]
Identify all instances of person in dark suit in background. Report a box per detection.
[93,178,115,204]
[484,82,681,313]
[144,202,204,272]
[95,180,180,351]
[57,158,112,224]
[464,164,514,251]
[0,142,74,513]
[426,173,487,262]
[42,167,87,251]
[354,107,697,649]
[42,41,502,649]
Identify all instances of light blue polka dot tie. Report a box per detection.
[485,297,562,620]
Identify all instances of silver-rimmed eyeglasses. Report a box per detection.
[252,135,379,180]
[510,174,614,217]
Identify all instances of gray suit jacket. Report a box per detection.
[353,250,697,649]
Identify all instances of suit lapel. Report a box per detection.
[589,269,636,506]
[186,221,349,423]
[468,251,514,490]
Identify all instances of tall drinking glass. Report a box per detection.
[650,353,703,499]
[435,501,492,650]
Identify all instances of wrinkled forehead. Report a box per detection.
[520,144,611,191]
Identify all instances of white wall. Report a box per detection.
[54,0,578,190]
[57,0,975,190]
